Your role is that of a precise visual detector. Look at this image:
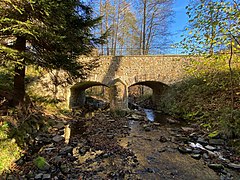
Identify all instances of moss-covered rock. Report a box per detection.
[33,156,50,171]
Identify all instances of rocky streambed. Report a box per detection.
[3,109,240,179]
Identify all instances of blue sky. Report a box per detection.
[170,0,189,54]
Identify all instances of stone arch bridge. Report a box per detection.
[69,55,188,110]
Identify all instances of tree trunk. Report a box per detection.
[105,0,110,55]
[114,0,121,56]
[142,0,147,55]
[13,36,26,106]
[100,0,104,55]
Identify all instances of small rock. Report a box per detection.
[197,137,208,145]
[191,154,201,160]
[176,136,190,143]
[35,173,43,180]
[146,167,155,173]
[209,139,224,145]
[51,155,62,164]
[203,153,209,159]
[189,134,198,141]
[52,135,64,143]
[108,120,115,122]
[166,117,179,123]
[178,146,192,154]
[53,122,65,129]
[205,145,216,151]
[79,146,90,155]
[107,134,114,139]
[153,122,160,126]
[181,127,195,132]
[130,114,144,121]
[192,149,202,154]
[42,174,51,180]
[158,147,166,153]
[228,163,240,169]
[102,153,110,158]
[159,136,168,142]
[60,164,71,174]
[144,127,151,132]
[43,147,57,152]
[59,146,73,155]
[143,124,149,128]
[208,163,224,171]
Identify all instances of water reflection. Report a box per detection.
[144,109,155,122]
[144,109,179,125]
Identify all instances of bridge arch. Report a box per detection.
[69,81,109,108]
[128,81,169,107]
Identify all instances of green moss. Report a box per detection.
[33,156,49,170]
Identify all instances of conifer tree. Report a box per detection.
[0,0,105,105]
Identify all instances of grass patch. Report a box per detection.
[0,122,21,174]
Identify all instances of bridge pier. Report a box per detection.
[69,88,86,108]
[109,79,128,110]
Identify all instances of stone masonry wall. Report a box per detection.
[30,55,190,108]
[82,55,189,86]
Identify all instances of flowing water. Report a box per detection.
[69,108,220,179]
[124,109,219,179]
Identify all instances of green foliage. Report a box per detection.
[0,0,106,105]
[0,122,21,174]
[208,130,219,138]
[0,0,104,77]
[180,0,239,54]
[0,68,13,91]
[177,0,240,138]
[159,55,240,137]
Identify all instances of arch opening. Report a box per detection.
[69,81,110,109]
[128,81,169,109]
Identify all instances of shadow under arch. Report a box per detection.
[69,81,109,108]
[128,81,169,108]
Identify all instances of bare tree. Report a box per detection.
[133,0,174,54]
[93,0,174,55]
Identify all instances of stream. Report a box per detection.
[123,108,238,179]
[5,104,239,179]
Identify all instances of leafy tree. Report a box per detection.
[180,0,240,136]
[0,0,105,106]
[181,0,239,55]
